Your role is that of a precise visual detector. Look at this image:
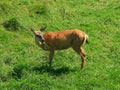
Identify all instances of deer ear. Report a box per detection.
[40,26,47,31]
[31,28,36,35]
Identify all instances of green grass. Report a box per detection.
[0,0,120,90]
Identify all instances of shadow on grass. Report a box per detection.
[32,64,75,76]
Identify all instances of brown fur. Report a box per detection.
[31,28,88,70]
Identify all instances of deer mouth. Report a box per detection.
[41,39,45,43]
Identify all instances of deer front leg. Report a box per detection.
[49,50,54,70]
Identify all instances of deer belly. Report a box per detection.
[54,42,71,50]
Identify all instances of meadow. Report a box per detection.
[0,0,120,90]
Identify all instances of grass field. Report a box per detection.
[0,0,120,90]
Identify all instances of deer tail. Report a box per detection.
[85,34,89,44]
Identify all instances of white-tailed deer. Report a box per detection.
[31,27,88,70]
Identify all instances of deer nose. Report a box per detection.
[41,39,45,43]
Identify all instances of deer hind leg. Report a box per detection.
[72,46,86,69]
[49,50,54,70]
[80,47,86,69]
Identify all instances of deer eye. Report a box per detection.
[36,35,42,39]
[36,35,44,42]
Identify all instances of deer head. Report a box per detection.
[31,26,46,44]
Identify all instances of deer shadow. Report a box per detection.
[32,64,75,76]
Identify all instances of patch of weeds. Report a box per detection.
[12,64,25,79]
[59,7,76,20]
[29,4,48,16]
[0,3,12,14]
[4,57,12,65]
[0,65,13,82]
[35,5,47,15]
[3,18,25,31]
